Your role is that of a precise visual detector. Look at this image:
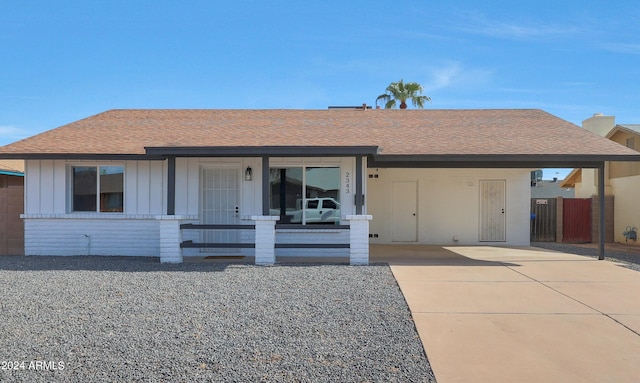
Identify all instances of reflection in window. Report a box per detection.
[72,165,124,212]
[269,167,340,224]
[73,167,97,212]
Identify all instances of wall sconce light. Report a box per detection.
[245,166,252,181]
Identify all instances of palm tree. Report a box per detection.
[376,79,431,109]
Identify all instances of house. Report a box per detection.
[561,113,640,245]
[0,109,638,264]
[0,160,24,255]
[530,179,575,199]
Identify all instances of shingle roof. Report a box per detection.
[0,109,637,158]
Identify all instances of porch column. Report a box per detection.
[598,163,605,260]
[345,214,373,265]
[262,156,270,215]
[158,215,182,263]
[252,215,279,265]
[355,155,363,214]
[167,156,176,215]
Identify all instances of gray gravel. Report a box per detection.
[532,242,640,272]
[0,256,436,382]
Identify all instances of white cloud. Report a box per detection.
[424,62,493,92]
[456,12,581,40]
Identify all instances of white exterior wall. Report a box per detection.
[22,157,361,258]
[367,168,531,246]
[23,159,176,257]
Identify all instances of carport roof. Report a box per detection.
[1,109,639,166]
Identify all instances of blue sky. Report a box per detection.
[1,1,639,179]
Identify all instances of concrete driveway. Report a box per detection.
[371,245,640,383]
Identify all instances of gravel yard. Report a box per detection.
[0,256,436,382]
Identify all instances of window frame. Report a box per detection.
[68,163,125,213]
[269,165,341,225]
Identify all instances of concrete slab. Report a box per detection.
[547,281,640,314]
[414,313,640,383]
[381,245,640,383]
[611,314,640,334]
[396,280,597,314]
[444,246,591,262]
[390,265,531,282]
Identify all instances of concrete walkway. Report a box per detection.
[372,245,640,383]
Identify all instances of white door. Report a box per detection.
[479,180,506,242]
[392,181,417,242]
[200,167,241,252]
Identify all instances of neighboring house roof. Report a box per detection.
[0,159,24,176]
[0,109,638,168]
[531,180,575,198]
[559,168,581,188]
[561,123,640,188]
[614,124,640,135]
[606,124,640,139]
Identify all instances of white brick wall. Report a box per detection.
[252,216,278,265]
[24,216,160,257]
[158,217,182,263]
[345,215,372,265]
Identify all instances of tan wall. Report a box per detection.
[0,174,25,255]
[609,131,640,179]
[610,175,640,246]
[367,168,530,246]
[575,169,598,198]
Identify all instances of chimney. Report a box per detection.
[582,113,615,137]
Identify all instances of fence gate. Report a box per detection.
[530,198,557,242]
[563,198,592,243]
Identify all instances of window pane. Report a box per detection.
[73,167,97,211]
[269,167,302,223]
[305,167,340,225]
[100,166,124,212]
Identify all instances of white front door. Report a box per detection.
[200,167,241,252]
[479,180,506,242]
[392,181,418,242]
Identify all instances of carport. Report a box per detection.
[368,154,637,260]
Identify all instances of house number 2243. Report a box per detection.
[344,171,350,194]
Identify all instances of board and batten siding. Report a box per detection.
[23,159,169,257]
[25,159,167,215]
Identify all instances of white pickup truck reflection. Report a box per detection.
[270,198,341,224]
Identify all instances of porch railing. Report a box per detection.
[274,224,350,249]
[179,223,255,249]
[179,223,350,249]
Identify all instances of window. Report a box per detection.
[72,165,124,212]
[269,166,340,224]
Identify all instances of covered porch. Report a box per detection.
[152,146,375,265]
